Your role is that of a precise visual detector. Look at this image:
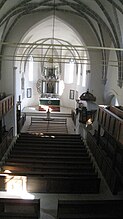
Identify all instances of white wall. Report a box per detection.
[104,48,123,106]
[1,10,109,109]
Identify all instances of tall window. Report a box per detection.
[29,55,33,81]
[82,59,87,87]
[64,60,74,84]
[77,63,81,85]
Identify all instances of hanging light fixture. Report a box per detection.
[48,0,56,64]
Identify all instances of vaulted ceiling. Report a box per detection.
[0,0,123,44]
[0,0,123,86]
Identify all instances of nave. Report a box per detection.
[0,107,123,219]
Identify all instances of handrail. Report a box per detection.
[0,95,14,118]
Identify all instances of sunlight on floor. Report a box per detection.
[4,173,35,199]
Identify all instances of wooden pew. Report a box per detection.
[2,132,101,194]
[17,137,83,143]
[28,125,68,134]
[3,161,93,172]
[6,157,92,164]
[10,149,88,157]
[12,144,86,151]
[19,132,82,139]
[9,154,90,161]
[31,117,67,124]
[0,198,40,219]
[14,137,85,146]
[2,163,95,174]
[28,118,68,133]
[27,176,100,193]
[7,155,91,162]
[15,140,84,147]
[1,170,98,178]
[57,200,123,219]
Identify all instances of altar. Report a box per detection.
[39,97,60,111]
[36,66,60,111]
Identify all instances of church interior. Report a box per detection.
[0,0,123,218]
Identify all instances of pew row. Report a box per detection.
[27,176,100,193]
[31,117,67,124]
[57,200,123,219]
[0,198,40,219]
[19,132,81,139]
[1,133,101,194]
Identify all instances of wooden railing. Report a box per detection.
[98,106,123,145]
[87,105,123,194]
[0,95,14,118]
[0,127,13,160]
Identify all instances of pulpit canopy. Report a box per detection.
[80,90,96,102]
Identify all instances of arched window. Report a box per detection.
[82,59,87,87]
[64,59,74,84]
[29,55,33,81]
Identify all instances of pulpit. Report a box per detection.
[78,90,97,124]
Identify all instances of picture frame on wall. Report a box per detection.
[27,88,32,98]
[69,89,74,100]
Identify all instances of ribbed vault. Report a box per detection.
[0,0,123,86]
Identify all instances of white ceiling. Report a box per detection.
[0,0,123,47]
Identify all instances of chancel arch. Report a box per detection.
[14,16,90,111]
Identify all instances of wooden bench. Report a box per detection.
[1,169,98,178]
[18,133,82,138]
[57,200,123,219]
[0,198,40,219]
[6,157,92,164]
[28,125,68,134]
[1,132,101,194]
[13,144,86,151]
[20,132,81,139]
[16,138,84,146]
[16,137,83,142]
[29,118,68,134]
[3,160,93,168]
[31,117,67,124]
[2,163,95,174]
[27,175,100,193]
[11,149,88,157]
[7,155,91,163]
[9,154,90,161]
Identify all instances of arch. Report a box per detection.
[110,95,119,106]
[12,15,90,110]
[105,90,119,106]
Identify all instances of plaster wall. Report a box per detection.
[104,48,123,105]
[1,11,105,107]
